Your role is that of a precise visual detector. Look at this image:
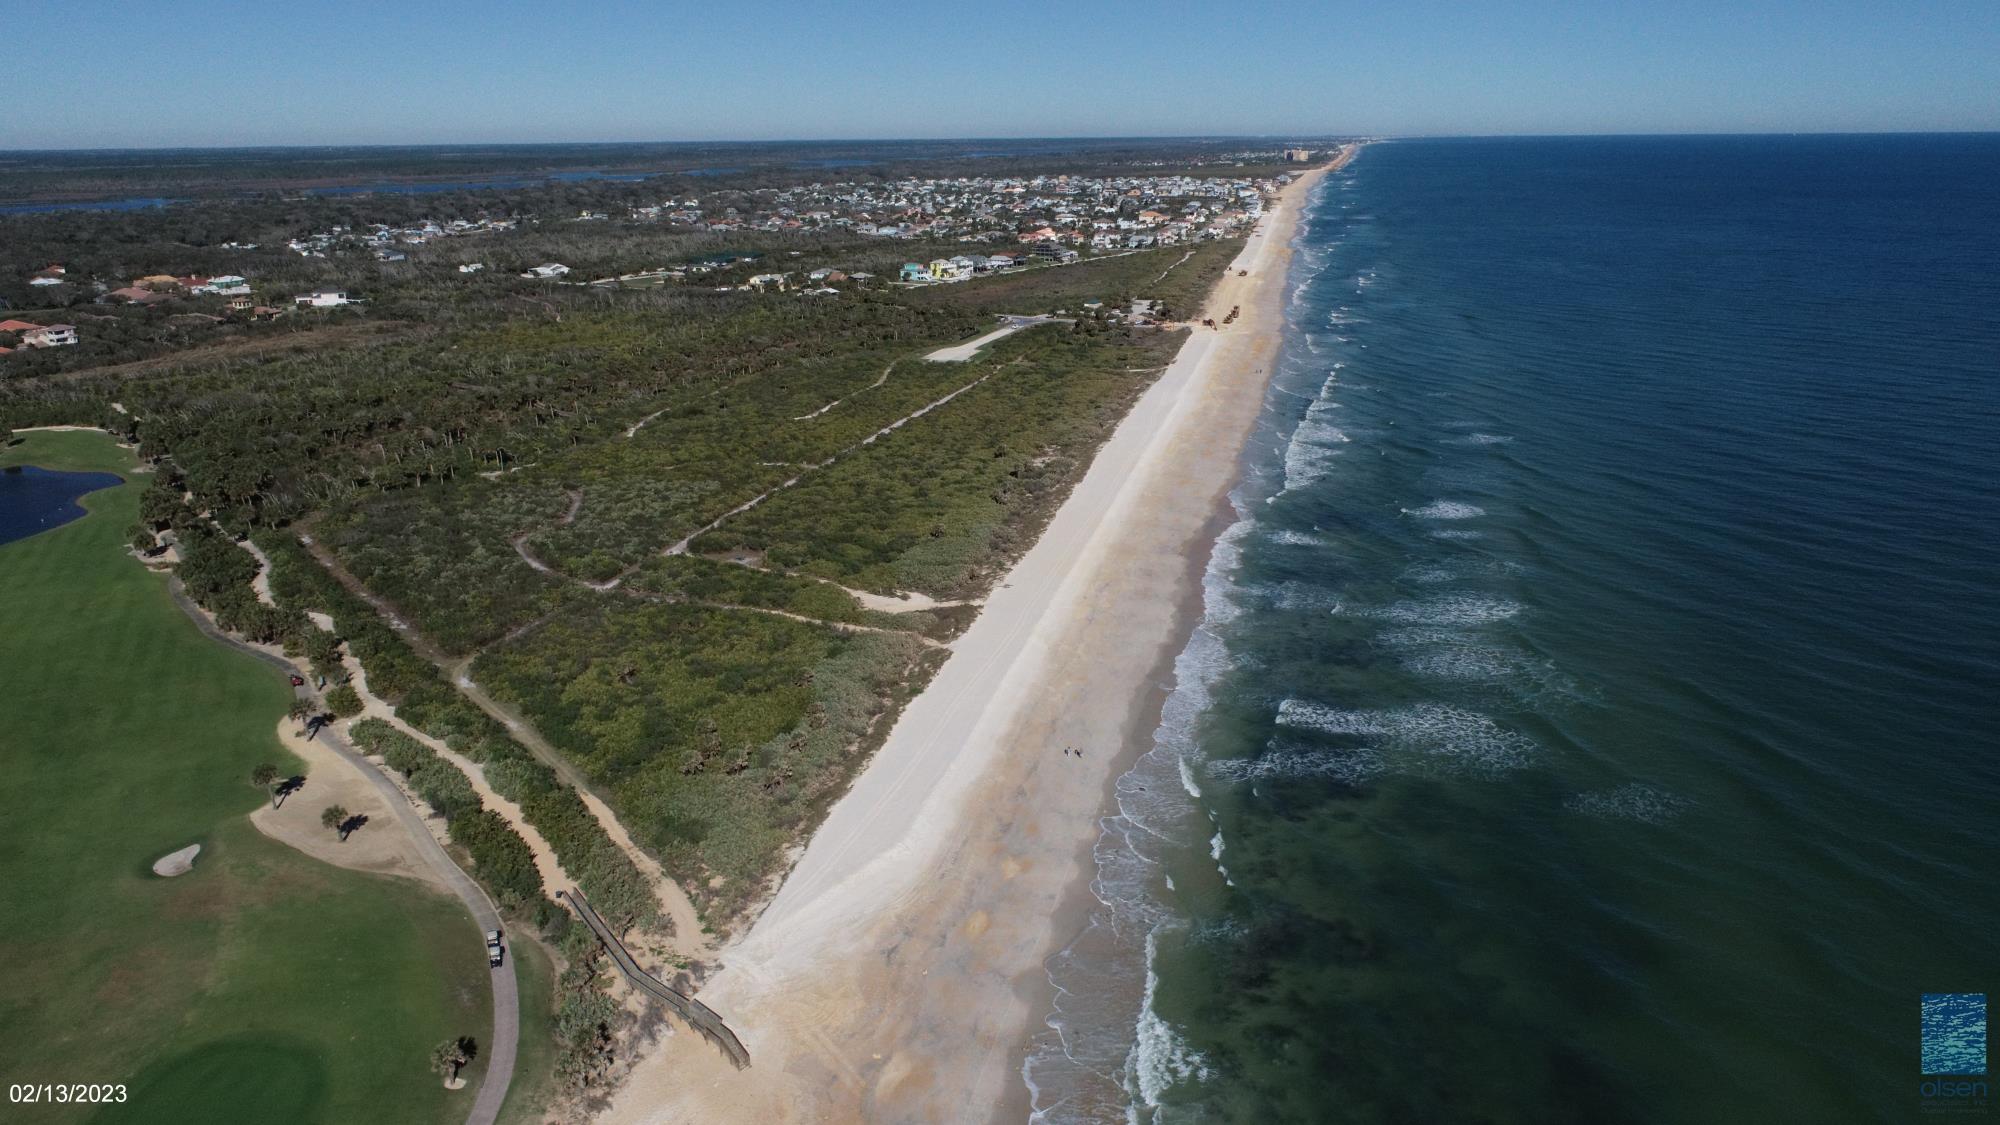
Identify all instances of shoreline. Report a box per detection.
[601,148,1349,1124]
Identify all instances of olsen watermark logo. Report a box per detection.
[1922,993,1989,1116]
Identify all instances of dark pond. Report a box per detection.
[0,464,124,547]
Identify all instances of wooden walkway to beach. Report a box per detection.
[558,890,751,1070]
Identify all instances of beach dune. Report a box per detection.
[603,151,1345,1125]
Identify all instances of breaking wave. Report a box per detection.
[1404,499,1486,519]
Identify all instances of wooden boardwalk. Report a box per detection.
[559,890,750,1070]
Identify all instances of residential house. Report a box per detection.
[106,286,168,306]
[22,323,77,347]
[295,289,352,307]
[899,262,931,283]
[193,275,251,296]
[521,263,571,279]
[458,263,485,273]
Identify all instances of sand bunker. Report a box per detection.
[152,843,201,877]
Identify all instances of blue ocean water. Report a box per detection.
[1922,993,1988,1076]
[0,465,123,547]
[1026,135,2000,1124]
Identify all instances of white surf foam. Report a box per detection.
[1205,744,1387,784]
[1128,930,1214,1110]
[1404,499,1486,519]
[1276,700,1539,772]
[1372,594,1522,626]
[1564,783,1693,824]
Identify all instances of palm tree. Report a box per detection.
[250,763,278,806]
[430,1036,477,1086]
[321,804,351,841]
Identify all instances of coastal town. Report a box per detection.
[1,165,1296,358]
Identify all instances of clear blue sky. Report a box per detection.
[4,0,1995,148]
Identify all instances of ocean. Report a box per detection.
[1026,135,2000,1123]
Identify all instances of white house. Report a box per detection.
[195,275,252,296]
[23,323,77,347]
[295,289,352,308]
[521,263,571,279]
[458,263,485,274]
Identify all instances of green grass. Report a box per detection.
[497,937,558,1125]
[0,430,490,1125]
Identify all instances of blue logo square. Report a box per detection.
[1923,993,1988,1076]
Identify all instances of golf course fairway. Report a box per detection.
[0,430,490,1125]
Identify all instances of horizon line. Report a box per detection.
[3,129,1996,156]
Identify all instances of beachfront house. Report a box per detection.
[900,262,930,283]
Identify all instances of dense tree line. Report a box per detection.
[348,717,548,914]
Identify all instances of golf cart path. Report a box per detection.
[166,580,518,1125]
